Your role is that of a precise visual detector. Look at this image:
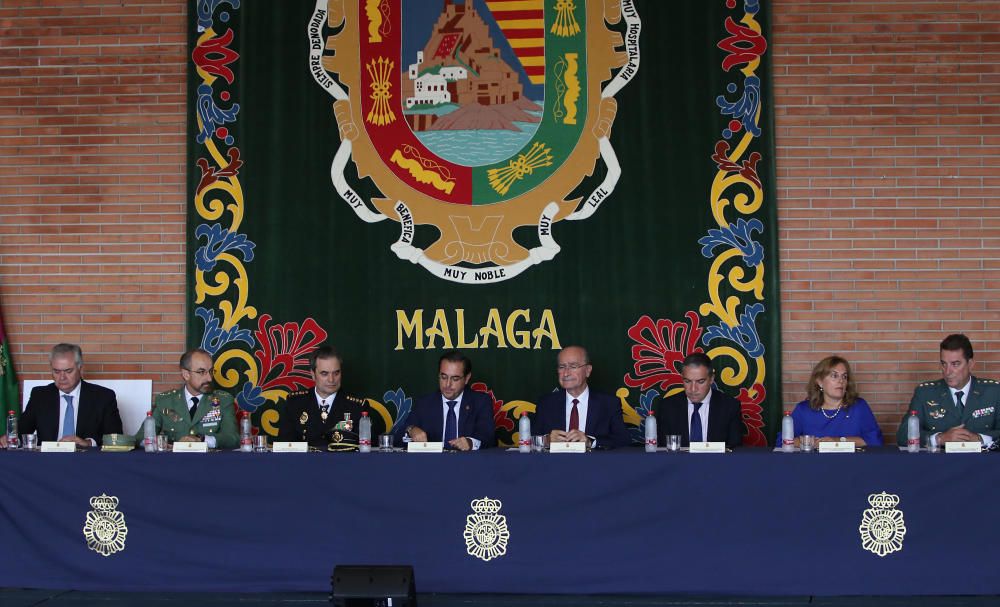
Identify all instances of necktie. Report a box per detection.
[62,394,74,438]
[569,398,580,432]
[690,402,703,443]
[444,400,458,443]
[189,396,199,420]
[956,391,965,412]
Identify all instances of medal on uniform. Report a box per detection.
[320,409,328,422]
[300,411,309,425]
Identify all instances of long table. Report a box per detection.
[0,448,997,595]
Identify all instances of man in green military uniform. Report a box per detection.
[135,348,238,449]
[896,334,1000,449]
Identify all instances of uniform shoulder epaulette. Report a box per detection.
[157,387,181,397]
[346,394,366,405]
[979,378,999,385]
[289,389,309,396]
[918,380,939,387]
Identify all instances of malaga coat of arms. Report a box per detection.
[309,0,640,283]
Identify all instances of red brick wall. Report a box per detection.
[772,0,1000,439]
[1,1,997,441]
[0,0,188,392]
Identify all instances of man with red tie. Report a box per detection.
[654,352,744,448]
[533,345,630,449]
[7,343,122,448]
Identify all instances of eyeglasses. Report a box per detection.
[439,374,466,383]
[557,363,589,371]
[186,368,215,377]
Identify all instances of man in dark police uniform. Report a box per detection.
[278,345,368,450]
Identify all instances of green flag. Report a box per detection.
[0,308,17,433]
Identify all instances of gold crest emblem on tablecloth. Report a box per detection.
[463,496,509,562]
[82,494,128,557]
[858,491,906,557]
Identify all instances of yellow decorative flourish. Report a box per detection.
[487,141,553,195]
[561,53,579,125]
[195,114,245,231]
[390,148,455,194]
[214,348,259,390]
[710,129,763,226]
[365,0,384,43]
[697,7,770,434]
[615,388,642,427]
[365,57,396,126]
[366,398,395,433]
[551,0,581,37]
[194,252,258,330]
[260,407,280,437]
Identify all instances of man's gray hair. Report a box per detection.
[50,343,83,366]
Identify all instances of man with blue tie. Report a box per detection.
[10,343,122,447]
[401,351,495,451]
[533,346,631,449]
[654,352,744,448]
[895,333,1000,448]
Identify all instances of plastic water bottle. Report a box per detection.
[358,411,372,453]
[906,410,920,453]
[142,411,157,453]
[6,410,18,449]
[644,412,657,453]
[239,412,253,452]
[781,411,795,453]
[518,413,531,453]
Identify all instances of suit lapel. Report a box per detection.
[459,395,474,437]
[584,393,599,436]
[44,385,62,439]
[430,394,445,440]
[673,398,689,444]
[706,394,721,442]
[77,381,93,433]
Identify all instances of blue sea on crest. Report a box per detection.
[413,109,543,167]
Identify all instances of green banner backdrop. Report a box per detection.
[187,0,779,446]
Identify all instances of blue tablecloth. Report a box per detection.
[0,448,996,595]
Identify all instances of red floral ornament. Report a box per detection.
[472,381,514,433]
[624,311,704,391]
[253,313,328,393]
[736,383,767,447]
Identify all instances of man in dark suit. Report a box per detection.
[10,343,122,447]
[278,345,369,450]
[399,351,495,450]
[533,345,630,449]
[655,352,744,448]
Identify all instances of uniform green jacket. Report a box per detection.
[895,376,1000,446]
[134,387,239,449]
